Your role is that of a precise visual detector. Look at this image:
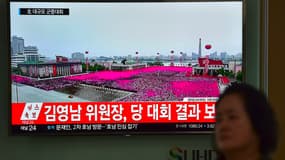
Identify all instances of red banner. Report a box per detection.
[12,102,216,125]
[52,65,57,77]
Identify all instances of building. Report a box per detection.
[192,52,199,60]
[18,55,82,78]
[18,62,82,78]
[11,54,25,68]
[96,56,112,62]
[11,46,42,68]
[11,36,24,56]
[220,52,227,60]
[127,55,132,61]
[56,56,68,62]
[39,55,47,62]
[209,51,218,59]
[10,36,42,67]
[10,36,47,68]
[235,65,242,73]
[71,52,85,62]
[193,57,229,76]
[228,60,242,74]
[24,46,39,63]
[11,53,46,68]
[235,53,243,61]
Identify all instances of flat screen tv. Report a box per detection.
[9,0,244,135]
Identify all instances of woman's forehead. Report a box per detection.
[216,94,245,113]
[216,107,237,115]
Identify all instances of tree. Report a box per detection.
[236,71,243,81]
[85,63,106,72]
[224,70,235,78]
[82,63,87,72]
[12,67,23,75]
[147,61,163,66]
[94,64,105,71]
[217,68,225,76]
[121,59,127,65]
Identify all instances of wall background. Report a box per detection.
[268,0,285,159]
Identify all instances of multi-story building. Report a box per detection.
[210,52,218,59]
[24,46,39,63]
[220,52,227,60]
[11,36,24,56]
[11,54,25,68]
[11,46,40,68]
[192,52,199,60]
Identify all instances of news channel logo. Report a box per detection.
[168,146,216,160]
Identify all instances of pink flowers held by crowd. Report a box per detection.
[11,66,222,101]
[171,80,220,98]
[66,66,192,81]
[11,74,33,84]
[11,74,79,91]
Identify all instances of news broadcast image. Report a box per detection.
[10,2,242,135]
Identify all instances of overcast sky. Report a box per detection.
[10,2,242,58]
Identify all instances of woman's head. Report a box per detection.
[214,83,278,159]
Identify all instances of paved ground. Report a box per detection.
[11,83,89,103]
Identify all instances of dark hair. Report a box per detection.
[214,83,279,160]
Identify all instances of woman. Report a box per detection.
[214,83,278,160]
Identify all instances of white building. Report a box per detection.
[11,36,24,56]
[39,55,47,62]
[11,54,25,68]
[24,46,39,63]
[11,46,42,68]
[228,60,242,74]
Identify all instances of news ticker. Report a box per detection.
[12,102,216,125]
[12,123,215,134]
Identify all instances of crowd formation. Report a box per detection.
[12,66,221,101]
[12,74,79,91]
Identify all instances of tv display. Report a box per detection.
[10,0,243,135]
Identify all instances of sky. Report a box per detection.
[10,2,242,58]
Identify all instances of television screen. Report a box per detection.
[10,1,243,135]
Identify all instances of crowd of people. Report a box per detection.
[64,67,219,101]
[11,74,79,91]
[12,66,221,101]
[171,80,220,98]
